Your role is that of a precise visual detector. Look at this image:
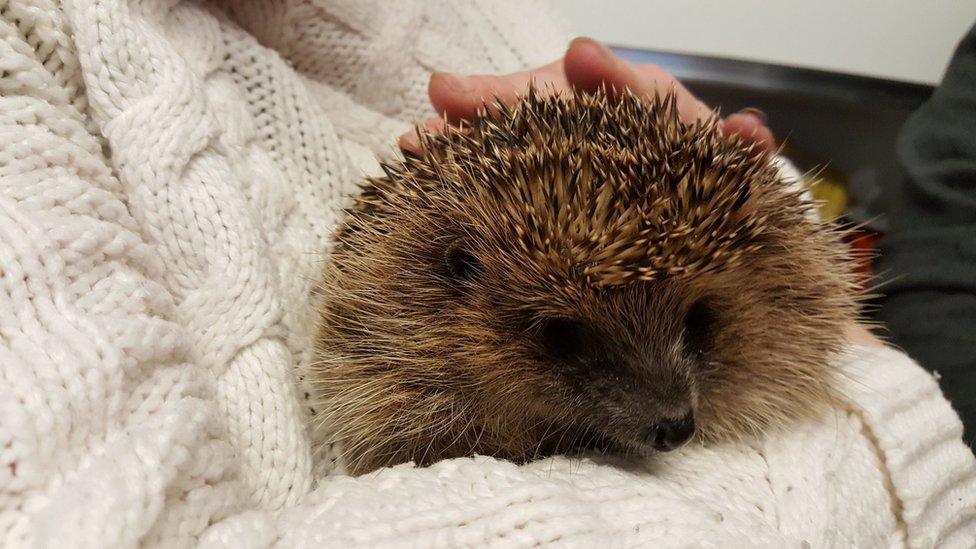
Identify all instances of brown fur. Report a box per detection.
[309,89,860,475]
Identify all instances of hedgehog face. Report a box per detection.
[447,261,705,455]
[312,91,858,474]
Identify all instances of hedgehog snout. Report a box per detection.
[535,316,700,451]
[646,411,695,451]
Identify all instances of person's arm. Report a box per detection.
[876,23,976,448]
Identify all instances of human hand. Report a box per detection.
[399,37,775,153]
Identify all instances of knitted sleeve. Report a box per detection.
[1,2,243,545]
[210,0,573,157]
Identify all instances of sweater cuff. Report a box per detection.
[836,345,976,547]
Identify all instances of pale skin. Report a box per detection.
[400,37,883,348]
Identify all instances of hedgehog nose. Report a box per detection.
[647,412,695,451]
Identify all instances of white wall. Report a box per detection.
[559,0,976,84]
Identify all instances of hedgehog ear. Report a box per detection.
[445,242,483,280]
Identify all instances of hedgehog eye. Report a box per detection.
[538,317,586,360]
[445,244,482,280]
[683,300,714,356]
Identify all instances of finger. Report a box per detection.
[398,116,447,154]
[562,37,622,93]
[634,64,713,123]
[428,59,569,122]
[564,37,711,124]
[722,110,777,153]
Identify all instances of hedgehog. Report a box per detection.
[309,88,860,475]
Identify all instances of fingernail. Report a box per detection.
[398,129,422,153]
[432,72,473,94]
[737,107,768,125]
[573,36,614,61]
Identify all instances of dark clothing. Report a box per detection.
[877,22,976,448]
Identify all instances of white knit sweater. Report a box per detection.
[0,1,973,547]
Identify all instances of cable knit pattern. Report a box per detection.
[0,1,973,547]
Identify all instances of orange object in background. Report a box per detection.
[800,159,881,291]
